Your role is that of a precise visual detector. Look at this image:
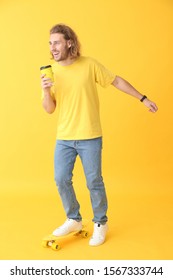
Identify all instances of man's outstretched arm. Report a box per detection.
[112,76,158,113]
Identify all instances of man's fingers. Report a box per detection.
[149,103,158,113]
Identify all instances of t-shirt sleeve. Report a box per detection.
[93,59,115,87]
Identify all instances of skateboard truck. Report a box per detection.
[42,228,89,251]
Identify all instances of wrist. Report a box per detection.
[43,88,51,96]
[140,95,147,102]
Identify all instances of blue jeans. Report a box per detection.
[54,137,108,224]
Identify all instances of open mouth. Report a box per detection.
[53,52,59,57]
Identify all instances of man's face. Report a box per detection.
[49,33,71,62]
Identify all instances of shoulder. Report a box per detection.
[79,57,105,72]
[79,56,99,64]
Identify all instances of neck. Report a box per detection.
[57,56,77,66]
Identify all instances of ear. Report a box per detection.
[67,40,71,48]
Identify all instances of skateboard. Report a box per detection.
[42,222,89,251]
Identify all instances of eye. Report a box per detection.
[55,41,61,45]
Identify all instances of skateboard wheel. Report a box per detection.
[42,240,49,248]
[52,243,61,251]
[82,231,88,238]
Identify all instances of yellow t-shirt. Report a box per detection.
[50,56,115,140]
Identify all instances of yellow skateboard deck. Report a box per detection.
[42,221,89,251]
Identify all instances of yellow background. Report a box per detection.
[0,0,173,260]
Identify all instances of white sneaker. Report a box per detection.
[52,219,82,236]
[89,223,108,246]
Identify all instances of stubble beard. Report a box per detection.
[54,46,70,62]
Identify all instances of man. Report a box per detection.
[41,24,158,246]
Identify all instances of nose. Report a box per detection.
[50,46,54,52]
[50,43,56,52]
